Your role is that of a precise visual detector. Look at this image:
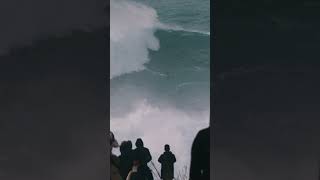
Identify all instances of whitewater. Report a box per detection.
[110,0,210,177]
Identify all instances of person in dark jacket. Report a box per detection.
[119,141,134,180]
[189,127,210,180]
[158,144,176,180]
[133,138,153,180]
[110,131,122,180]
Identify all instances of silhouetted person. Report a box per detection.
[127,141,133,150]
[133,138,153,180]
[119,141,134,180]
[318,159,320,180]
[189,127,210,180]
[158,144,176,180]
[110,131,122,180]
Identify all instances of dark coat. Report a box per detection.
[111,154,123,180]
[119,150,134,180]
[158,151,176,179]
[132,147,153,180]
[133,147,152,166]
[189,127,210,180]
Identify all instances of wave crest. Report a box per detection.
[110,0,210,79]
[110,0,160,78]
[157,23,210,36]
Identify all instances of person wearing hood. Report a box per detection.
[158,144,176,180]
[119,141,134,179]
[189,127,210,180]
[132,138,153,180]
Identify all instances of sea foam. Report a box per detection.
[110,0,160,78]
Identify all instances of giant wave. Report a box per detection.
[110,0,210,177]
[110,0,209,79]
[110,0,160,78]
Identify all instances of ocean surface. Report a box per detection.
[110,0,210,177]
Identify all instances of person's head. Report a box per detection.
[110,131,119,151]
[127,140,133,150]
[135,138,144,148]
[120,141,127,154]
[164,144,170,152]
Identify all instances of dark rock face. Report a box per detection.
[213,0,320,179]
[0,29,108,180]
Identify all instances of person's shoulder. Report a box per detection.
[170,152,176,157]
[199,127,210,135]
[196,127,210,139]
[111,154,118,158]
[133,148,139,153]
[192,127,210,147]
[111,155,120,162]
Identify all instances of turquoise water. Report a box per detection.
[111,30,210,112]
[111,0,210,112]
[137,0,210,32]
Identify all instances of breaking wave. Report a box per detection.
[110,0,209,79]
[110,0,210,176]
[110,0,160,78]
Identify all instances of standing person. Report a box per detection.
[158,144,176,180]
[189,127,210,180]
[110,131,123,180]
[119,141,134,180]
[133,138,154,180]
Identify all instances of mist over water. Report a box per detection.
[110,0,210,176]
[110,0,160,78]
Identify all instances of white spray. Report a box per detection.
[110,0,160,78]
